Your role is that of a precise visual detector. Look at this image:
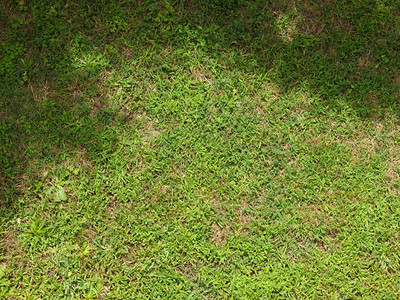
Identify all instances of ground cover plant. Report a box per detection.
[1,0,400,298]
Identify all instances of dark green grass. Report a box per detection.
[1,0,400,298]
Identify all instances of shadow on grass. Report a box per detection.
[1,0,400,219]
[179,0,400,116]
[0,84,121,220]
[0,1,131,219]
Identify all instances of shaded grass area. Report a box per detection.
[1,0,400,298]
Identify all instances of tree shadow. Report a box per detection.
[0,82,122,221]
[0,0,128,220]
[164,0,400,117]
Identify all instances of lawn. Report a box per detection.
[1,0,400,298]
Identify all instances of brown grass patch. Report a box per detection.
[121,47,133,60]
[276,12,300,43]
[139,112,161,141]
[0,110,9,122]
[29,81,53,102]
[346,136,377,162]
[191,67,212,83]
[106,196,118,216]
[97,71,114,100]
[358,51,373,68]
[384,142,400,194]
[210,222,231,246]
[0,230,20,268]
[393,72,400,98]
[236,201,253,229]
[142,123,160,141]
[66,77,84,99]
[336,121,380,163]
[176,262,195,279]
[340,120,400,193]
[298,203,333,226]
[393,73,400,86]
[254,82,282,122]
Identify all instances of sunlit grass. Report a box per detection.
[1,0,400,298]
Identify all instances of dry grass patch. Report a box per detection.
[235,200,254,230]
[0,110,9,122]
[343,121,385,163]
[358,51,374,68]
[384,141,400,194]
[28,81,51,102]
[140,116,161,141]
[0,230,18,265]
[190,67,213,83]
[121,47,133,60]
[393,72,400,98]
[346,136,377,162]
[210,222,231,246]
[275,12,300,43]
[297,203,334,226]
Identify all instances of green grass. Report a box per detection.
[1,0,400,298]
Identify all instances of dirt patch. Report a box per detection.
[233,200,255,233]
[210,222,230,246]
[393,73,400,98]
[140,113,161,142]
[191,67,212,83]
[254,82,282,124]
[176,262,195,278]
[386,157,400,183]
[97,71,114,100]
[358,51,373,68]
[66,77,85,100]
[298,203,333,226]
[121,48,133,60]
[142,124,160,141]
[341,122,382,162]
[0,110,9,122]
[393,73,400,86]
[346,136,376,162]
[276,12,300,43]
[82,225,97,242]
[106,196,118,216]
[60,146,94,173]
[0,230,19,267]
[385,145,400,193]
[29,81,52,102]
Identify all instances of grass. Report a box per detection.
[1,0,400,298]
